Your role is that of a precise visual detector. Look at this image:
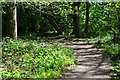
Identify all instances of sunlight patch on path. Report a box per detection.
[48,38,113,79]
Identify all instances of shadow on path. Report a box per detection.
[48,38,113,80]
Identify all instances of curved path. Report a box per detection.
[48,38,113,80]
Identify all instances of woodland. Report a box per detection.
[1,1,120,79]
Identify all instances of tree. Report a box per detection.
[71,2,80,37]
[5,2,17,40]
[84,2,90,37]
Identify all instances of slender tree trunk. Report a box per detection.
[5,2,17,40]
[71,2,80,37]
[84,2,90,37]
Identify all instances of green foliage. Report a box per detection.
[2,2,119,37]
[101,43,119,60]
[19,35,51,42]
[85,35,119,80]
[85,34,113,44]
[16,2,73,36]
[101,43,119,80]
[1,37,76,78]
[2,2,120,79]
[110,60,120,80]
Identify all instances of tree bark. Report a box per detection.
[84,2,90,37]
[71,2,80,37]
[5,2,17,40]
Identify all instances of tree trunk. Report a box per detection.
[5,2,17,40]
[71,2,80,37]
[84,2,90,37]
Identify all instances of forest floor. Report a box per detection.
[48,37,113,80]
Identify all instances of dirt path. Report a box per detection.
[48,38,113,80]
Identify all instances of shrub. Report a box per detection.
[102,43,119,60]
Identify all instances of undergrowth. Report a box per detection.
[102,43,120,80]
[1,37,76,79]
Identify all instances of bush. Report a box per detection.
[102,43,119,60]
[85,34,113,44]
[101,43,120,80]
[1,37,76,79]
